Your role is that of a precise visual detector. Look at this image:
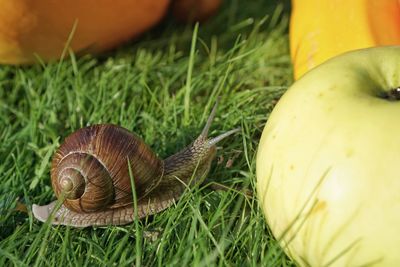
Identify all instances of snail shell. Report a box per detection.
[51,124,163,213]
[32,102,240,227]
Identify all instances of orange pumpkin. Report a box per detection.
[0,0,170,64]
[290,0,400,79]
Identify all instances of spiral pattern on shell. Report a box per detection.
[51,124,164,213]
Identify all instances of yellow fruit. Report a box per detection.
[290,0,400,79]
[0,0,170,64]
[257,46,400,266]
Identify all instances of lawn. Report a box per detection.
[0,0,294,266]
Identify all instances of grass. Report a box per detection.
[0,0,294,266]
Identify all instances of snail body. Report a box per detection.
[33,103,239,227]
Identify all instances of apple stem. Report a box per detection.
[384,87,400,101]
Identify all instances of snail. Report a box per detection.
[32,102,240,227]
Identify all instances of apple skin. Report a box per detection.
[256,46,400,266]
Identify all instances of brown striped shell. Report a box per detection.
[51,124,163,213]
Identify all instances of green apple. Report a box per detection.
[256,46,400,266]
